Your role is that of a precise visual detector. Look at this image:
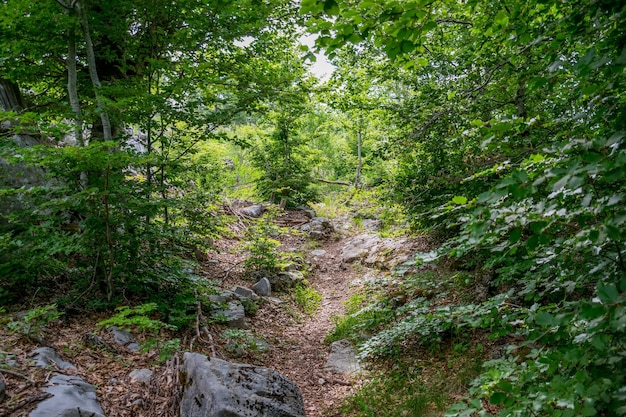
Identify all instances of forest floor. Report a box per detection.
[204,210,368,416]
[0,209,376,417]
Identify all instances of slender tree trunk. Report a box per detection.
[67,29,83,146]
[75,0,112,141]
[355,129,362,188]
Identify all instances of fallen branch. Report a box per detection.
[194,302,217,358]
[6,393,52,414]
[0,368,34,384]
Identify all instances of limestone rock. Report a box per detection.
[324,339,361,374]
[129,369,153,384]
[32,347,76,371]
[300,217,334,240]
[240,204,265,218]
[180,353,305,417]
[251,277,271,296]
[109,326,135,347]
[232,285,258,300]
[342,233,413,270]
[29,373,105,417]
[270,270,304,290]
[310,249,327,257]
[211,301,247,329]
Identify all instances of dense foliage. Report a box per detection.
[304,0,626,415]
[0,0,303,318]
[1,0,624,415]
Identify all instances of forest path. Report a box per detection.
[232,217,367,417]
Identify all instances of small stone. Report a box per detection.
[318,378,326,385]
[109,326,134,346]
[129,369,153,384]
[268,297,283,304]
[126,342,140,352]
[131,398,145,407]
[311,249,327,257]
[324,339,361,374]
[251,277,271,296]
[31,347,76,371]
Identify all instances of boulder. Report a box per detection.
[29,373,105,417]
[341,234,380,263]
[31,347,76,371]
[270,271,304,290]
[299,217,334,240]
[211,301,247,329]
[342,233,413,270]
[180,353,305,417]
[240,204,265,218]
[232,285,258,300]
[251,277,271,296]
[324,339,361,374]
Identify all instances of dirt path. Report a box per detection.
[242,232,365,417]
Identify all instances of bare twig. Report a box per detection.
[6,393,52,414]
[0,368,34,384]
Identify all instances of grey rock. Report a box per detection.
[240,204,265,218]
[127,342,140,352]
[32,347,76,371]
[341,234,379,263]
[29,373,105,417]
[251,277,272,296]
[300,217,334,240]
[324,340,361,374]
[361,219,383,231]
[310,249,327,257]
[129,369,153,384]
[180,353,305,417]
[109,326,135,346]
[212,301,248,329]
[232,285,258,300]
[268,297,283,305]
[208,294,229,305]
[342,233,413,270]
[270,271,304,290]
[301,209,316,219]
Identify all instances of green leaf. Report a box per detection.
[535,311,554,326]
[509,228,522,243]
[597,283,619,304]
[422,20,437,32]
[490,392,506,405]
[497,380,513,393]
[452,196,468,205]
[323,0,339,16]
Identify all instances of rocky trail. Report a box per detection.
[0,208,423,417]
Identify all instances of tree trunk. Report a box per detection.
[355,129,362,188]
[67,29,84,146]
[75,0,112,141]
